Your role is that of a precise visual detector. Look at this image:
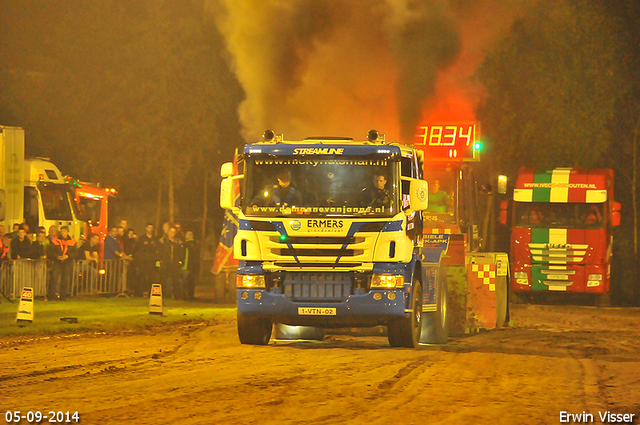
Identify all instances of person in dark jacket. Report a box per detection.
[48,226,77,300]
[123,228,137,256]
[10,226,32,259]
[159,226,185,300]
[250,170,301,208]
[136,223,158,297]
[29,231,48,260]
[182,231,200,300]
[358,173,392,209]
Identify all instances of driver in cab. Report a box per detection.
[251,170,301,208]
[359,173,391,209]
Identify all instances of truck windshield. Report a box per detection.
[76,194,103,226]
[514,202,605,229]
[244,155,398,217]
[38,182,73,221]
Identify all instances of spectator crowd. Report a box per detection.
[0,220,200,301]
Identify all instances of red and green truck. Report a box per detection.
[501,167,621,296]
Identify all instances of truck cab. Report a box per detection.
[222,131,439,347]
[73,182,113,247]
[1,125,85,240]
[502,167,620,295]
[23,158,84,240]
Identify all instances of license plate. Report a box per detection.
[298,307,336,316]
[547,274,569,280]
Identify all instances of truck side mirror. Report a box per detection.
[220,162,234,178]
[407,179,428,214]
[499,200,509,225]
[611,201,621,227]
[498,175,508,195]
[220,176,242,212]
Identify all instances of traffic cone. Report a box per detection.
[16,287,34,323]
[149,283,163,315]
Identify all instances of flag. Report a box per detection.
[212,152,240,275]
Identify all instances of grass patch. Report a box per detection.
[0,297,236,337]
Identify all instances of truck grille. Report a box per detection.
[276,248,361,257]
[283,272,353,302]
[258,230,378,268]
[528,243,588,264]
[271,236,357,245]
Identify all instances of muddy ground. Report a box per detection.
[1,304,639,425]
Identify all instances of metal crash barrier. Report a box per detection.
[0,258,128,299]
[0,259,50,298]
[72,260,128,296]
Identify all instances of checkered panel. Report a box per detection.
[427,228,452,234]
[471,264,496,291]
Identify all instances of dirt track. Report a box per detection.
[1,305,639,425]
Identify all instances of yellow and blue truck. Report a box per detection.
[221,126,509,347]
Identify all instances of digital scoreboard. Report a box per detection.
[414,123,480,161]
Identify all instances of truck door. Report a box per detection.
[459,165,481,251]
[24,187,39,231]
[401,153,422,243]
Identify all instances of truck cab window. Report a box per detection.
[244,154,398,217]
[44,169,58,180]
[38,182,73,221]
[401,156,414,210]
[24,187,39,230]
[78,197,102,226]
[423,165,456,222]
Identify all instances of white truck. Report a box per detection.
[0,126,84,238]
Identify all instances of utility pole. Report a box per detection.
[201,168,208,241]
[155,179,162,235]
[168,161,175,224]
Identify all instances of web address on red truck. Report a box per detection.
[523,183,597,189]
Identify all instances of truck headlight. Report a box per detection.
[236,274,266,288]
[370,274,404,289]
[588,274,602,281]
[514,271,528,285]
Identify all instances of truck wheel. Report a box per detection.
[387,281,422,348]
[421,268,448,344]
[237,312,272,345]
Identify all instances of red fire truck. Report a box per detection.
[501,167,621,296]
[72,181,115,249]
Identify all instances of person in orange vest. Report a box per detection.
[48,225,77,300]
[0,233,10,259]
[0,233,9,303]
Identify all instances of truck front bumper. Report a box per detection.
[237,289,409,328]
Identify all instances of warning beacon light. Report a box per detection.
[366,129,385,142]
[414,122,480,162]
[262,129,275,141]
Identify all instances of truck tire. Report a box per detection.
[421,267,448,344]
[387,281,422,348]
[237,312,272,345]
